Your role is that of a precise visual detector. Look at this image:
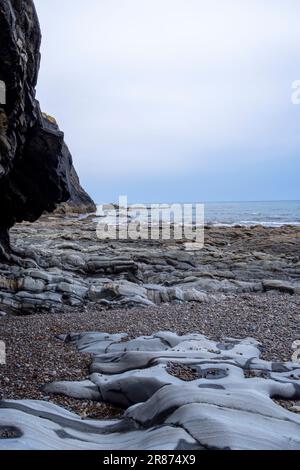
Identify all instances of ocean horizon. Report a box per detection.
[95,200,300,228]
[202,200,300,227]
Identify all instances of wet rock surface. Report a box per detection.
[0,216,299,313]
[1,331,300,450]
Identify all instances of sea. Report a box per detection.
[95,200,300,228]
[203,200,300,227]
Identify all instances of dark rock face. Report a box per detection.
[55,157,97,215]
[55,143,96,215]
[42,114,96,215]
[0,0,95,257]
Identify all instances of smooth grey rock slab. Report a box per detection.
[263,280,300,295]
[1,332,300,450]
[44,380,101,401]
[0,400,195,450]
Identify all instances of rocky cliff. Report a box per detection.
[0,0,95,257]
[42,113,96,215]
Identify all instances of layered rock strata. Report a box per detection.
[0,216,298,314]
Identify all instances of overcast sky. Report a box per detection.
[34,0,300,203]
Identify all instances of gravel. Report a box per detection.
[0,292,299,416]
[166,363,201,381]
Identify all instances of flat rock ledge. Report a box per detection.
[1,332,300,450]
[0,217,299,314]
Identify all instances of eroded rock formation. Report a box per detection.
[0,0,95,258]
[0,216,298,314]
[1,331,300,450]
